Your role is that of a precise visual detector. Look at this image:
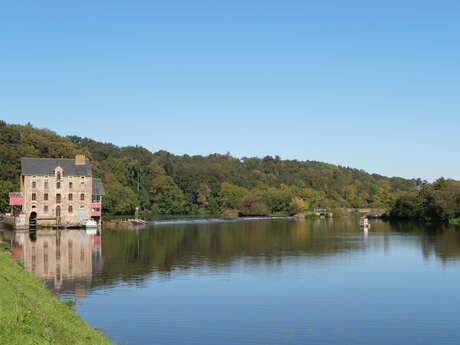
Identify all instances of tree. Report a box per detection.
[220,182,248,210]
[103,181,137,215]
[0,180,16,213]
[263,187,293,213]
[288,197,309,215]
[0,121,421,217]
[389,194,420,220]
[150,176,186,215]
[239,193,270,216]
[300,188,324,208]
[433,179,460,220]
[196,183,212,206]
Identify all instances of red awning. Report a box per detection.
[9,192,23,206]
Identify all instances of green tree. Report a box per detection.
[288,197,309,215]
[433,179,460,220]
[150,176,186,215]
[389,193,420,220]
[220,182,248,210]
[239,193,270,216]
[0,121,422,217]
[104,181,137,215]
[0,180,16,212]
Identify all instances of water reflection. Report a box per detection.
[4,229,102,296]
[2,219,460,296]
[3,220,460,345]
[98,219,367,284]
[388,221,460,261]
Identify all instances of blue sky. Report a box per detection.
[1,1,459,181]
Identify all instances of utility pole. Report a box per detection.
[137,168,140,195]
[136,167,140,220]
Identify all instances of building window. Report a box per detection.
[44,193,48,201]
[81,182,85,188]
[68,193,73,201]
[68,205,73,213]
[56,172,61,181]
[56,182,61,189]
[44,181,49,189]
[32,181,36,188]
[80,193,85,201]
[69,182,73,189]
[56,194,61,203]
[31,193,36,201]
[44,205,48,213]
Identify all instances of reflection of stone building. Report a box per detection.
[12,229,103,295]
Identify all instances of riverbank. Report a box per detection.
[0,247,113,345]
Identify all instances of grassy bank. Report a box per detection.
[0,249,113,345]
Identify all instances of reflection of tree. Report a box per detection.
[98,220,368,285]
[5,219,460,297]
[97,220,460,287]
[420,228,460,261]
[389,221,460,261]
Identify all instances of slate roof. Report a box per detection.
[92,178,105,196]
[21,158,92,177]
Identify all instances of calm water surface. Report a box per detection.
[3,218,460,345]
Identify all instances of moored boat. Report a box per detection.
[85,219,98,228]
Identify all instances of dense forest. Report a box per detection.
[389,178,460,225]
[0,121,418,217]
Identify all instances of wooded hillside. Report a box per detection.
[0,121,416,216]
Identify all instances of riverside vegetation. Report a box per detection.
[389,178,460,225]
[0,246,113,345]
[0,121,417,217]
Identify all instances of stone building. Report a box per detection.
[8,155,104,228]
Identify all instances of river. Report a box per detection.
[3,218,460,345]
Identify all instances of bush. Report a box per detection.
[271,211,290,217]
[450,217,460,227]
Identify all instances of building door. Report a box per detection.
[29,212,37,228]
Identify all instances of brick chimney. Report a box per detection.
[75,154,86,165]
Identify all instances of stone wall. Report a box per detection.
[3,215,28,230]
[22,172,93,227]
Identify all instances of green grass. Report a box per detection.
[0,249,113,345]
[270,211,290,217]
[450,217,460,227]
